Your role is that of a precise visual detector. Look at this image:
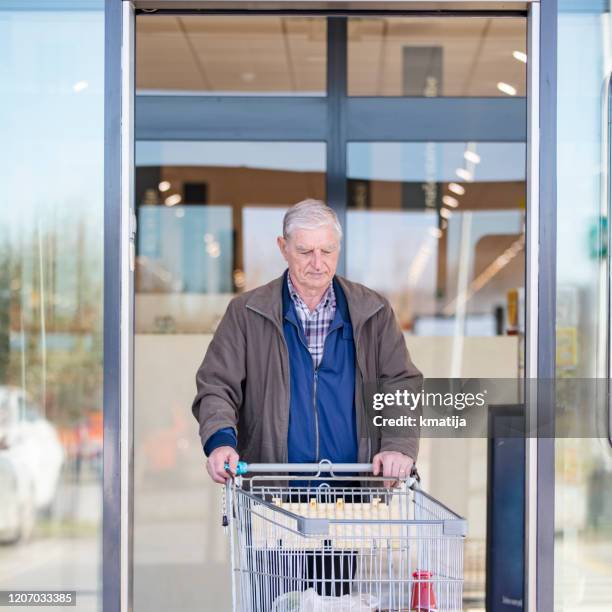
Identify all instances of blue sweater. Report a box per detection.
[204,272,358,467]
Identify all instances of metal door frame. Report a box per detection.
[103,1,555,611]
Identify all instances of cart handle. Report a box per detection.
[224,460,420,480]
[224,461,373,475]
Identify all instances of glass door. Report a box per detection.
[555,4,612,610]
[112,3,546,611]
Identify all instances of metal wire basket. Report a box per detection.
[223,462,466,611]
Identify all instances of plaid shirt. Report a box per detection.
[287,273,336,369]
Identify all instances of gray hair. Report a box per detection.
[282,199,343,241]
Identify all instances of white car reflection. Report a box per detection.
[0,386,64,544]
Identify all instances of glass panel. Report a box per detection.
[347,142,526,335]
[0,5,104,611]
[136,16,327,95]
[347,141,526,608]
[348,17,527,97]
[556,6,612,611]
[133,141,325,611]
[134,141,326,332]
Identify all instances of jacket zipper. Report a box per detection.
[246,303,322,463]
[296,329,320,463]
[313,367,320,461]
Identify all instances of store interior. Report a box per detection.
[132,14,528,611]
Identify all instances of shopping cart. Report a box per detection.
[222,461,466,612]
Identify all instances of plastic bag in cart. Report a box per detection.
[271,588,380,611]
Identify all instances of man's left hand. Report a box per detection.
[372,451,414,488]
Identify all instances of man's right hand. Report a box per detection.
[207,446,239,484]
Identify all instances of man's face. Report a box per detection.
[277,226,340,293]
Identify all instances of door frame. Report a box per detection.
[103,1,556,611]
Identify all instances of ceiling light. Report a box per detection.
[497,82,517,96]
[512,50,527,63]
[241,72,256,83]
[429,227,443,239]
[442,195,459,208]
[440,208,452,219]
[456,168,473,182]
[233,269,246,288]
[73,80,88,93]
[464,150,481,164]
[158,181,171,192]
[165,194,181,206]
[448,182,466,195]
[206,241,221,258]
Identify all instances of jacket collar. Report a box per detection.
[282,271,349,332]
[245,269,384,331]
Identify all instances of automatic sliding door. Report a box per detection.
[130,9,529,611]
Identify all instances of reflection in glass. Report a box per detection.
[138,206,233,294]
[347,142,526,337]
[348,17,527,97]
[136,15,327,95]
[0,7,104,611]
[242,206,288,290]
[134,141,326,333]
[347,210,439,327]
[555,8,612,610]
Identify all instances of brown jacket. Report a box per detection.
[191,273,423,464]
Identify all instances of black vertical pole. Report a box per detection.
[326,17,348,275]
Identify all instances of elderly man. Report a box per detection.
[191,199,422,486]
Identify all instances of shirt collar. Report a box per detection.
[287,271,335,314]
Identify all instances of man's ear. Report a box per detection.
[277,236,288,261]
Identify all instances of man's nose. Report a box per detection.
[312,250,323,270]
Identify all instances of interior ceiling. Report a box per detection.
[136,15,527,96]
